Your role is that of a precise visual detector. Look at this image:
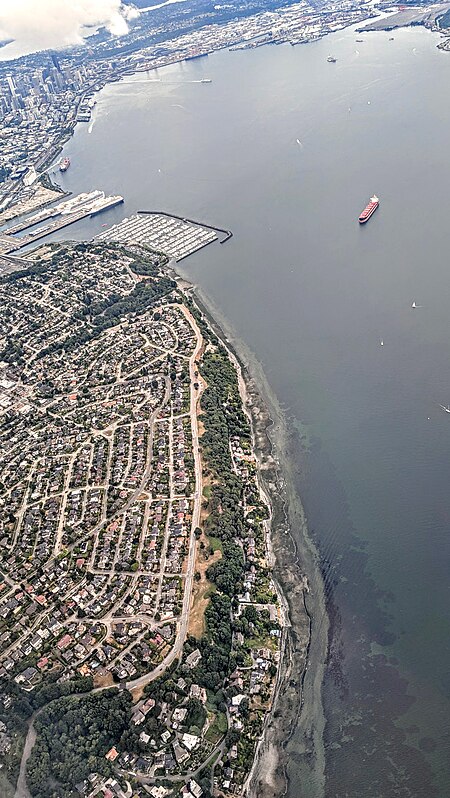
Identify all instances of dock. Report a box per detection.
[0,191,124,256]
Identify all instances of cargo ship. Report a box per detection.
[359,195,379,224]
[59,157,70,173]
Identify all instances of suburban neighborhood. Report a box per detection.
[0,241,284,798]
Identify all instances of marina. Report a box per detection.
[96,211,231,261]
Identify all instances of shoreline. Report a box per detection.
[5,251,327,797]
[184,280,329,798]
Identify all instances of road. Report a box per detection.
[14,716,36,798]
[138,740,225,787]
[125,304,204,689]
[13,304,206,795]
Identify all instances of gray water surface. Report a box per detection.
[54,24,450,796]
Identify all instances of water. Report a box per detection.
[52,23,450,796]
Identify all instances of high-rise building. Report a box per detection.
[50,52,61,72]
[6,74,16,96]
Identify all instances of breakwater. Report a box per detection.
[138,210,233,244]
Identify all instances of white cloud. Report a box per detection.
[0,0,139,56]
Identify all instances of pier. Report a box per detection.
[0,192,124,256]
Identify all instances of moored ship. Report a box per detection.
[59,157,70,172]
[359,195,379,224]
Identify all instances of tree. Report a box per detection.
[26,690,132,798]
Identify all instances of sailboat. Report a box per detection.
[411,301,422,308]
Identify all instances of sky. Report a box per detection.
[0,0,139,60]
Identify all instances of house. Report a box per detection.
[188,780,203,798]
[164,752,176,771]
[185,648,201,669]
[135,757,151,773]
[105,746,119,762]
[78,664,90,677]
[172,706,187,723]
[57,633,72,650]
[182,733,199,752]
[15,666,39,689]
[149,788,168,798]
[141,697,155,714]
[0,728,11,755]
[173,742,189,764]
[189,683,207,704]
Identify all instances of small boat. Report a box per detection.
[380,338,384,346]
[439,404,450,413]
[59,157,70,172]
[327,56,337,63]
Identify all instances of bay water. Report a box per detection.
[52,23,450,796]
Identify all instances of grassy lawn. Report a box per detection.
[245,633,278,652]
[205,711,228,744]
[206,535,223,553]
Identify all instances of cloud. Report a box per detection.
[0,0,139,55]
